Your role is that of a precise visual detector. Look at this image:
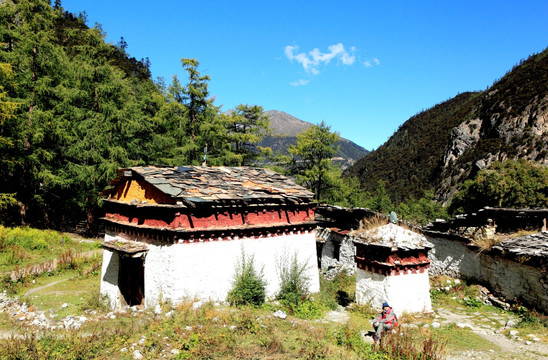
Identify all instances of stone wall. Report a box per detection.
[316,227,356,274]
[427,233,548,313]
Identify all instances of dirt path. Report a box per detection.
[434,306,547,360]
[24,277,77,297]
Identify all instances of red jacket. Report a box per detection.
[374,307,397,326]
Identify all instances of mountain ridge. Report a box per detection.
[346,47,548,204]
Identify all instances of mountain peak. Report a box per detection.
[261,110,369,166]
[263,110,313,137]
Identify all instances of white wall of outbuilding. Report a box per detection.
[100,230,320,309]
[356,269,432,317]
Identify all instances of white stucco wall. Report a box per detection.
[428,236,548,313]
[99,247,121,309]
[356,269,432,316]
[101,230,320,308]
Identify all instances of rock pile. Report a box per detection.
[0,291,91,330]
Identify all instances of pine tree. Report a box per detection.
[0,0,66,225]
[0,62,19,211]
[287,121,340,201]
[0,0,165,229]
[225,104,271,165]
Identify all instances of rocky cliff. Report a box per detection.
[346,47,548,204]
[438,50,548,202]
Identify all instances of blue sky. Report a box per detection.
[62,0,548,150]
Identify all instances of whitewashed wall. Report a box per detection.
[428,236,548,313]
[356,269,432,316]
[99,247,121,309]
[101,230,320,308]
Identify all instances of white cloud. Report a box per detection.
[284,43,356,75]
[363,57,380,68]
[290,79,310,87]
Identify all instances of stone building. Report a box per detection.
[99,166,320,309]
[353,223,433,316]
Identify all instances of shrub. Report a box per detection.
[275,252,327,319]
[290,297,325,319]
[276,252,310,305]
[317,271,356,310]
[449,160,548,214]
[226,250,266,306]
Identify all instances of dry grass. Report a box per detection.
[471,236,500,252]
[350,215,389,239]
[473,228,539,252]
[377,327,448,360]
[350,215,417,244]
[506,229,539,238]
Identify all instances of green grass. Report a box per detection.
[434,324,498,352]
[0,226,101,273]
[23,268,101,319]
[0,301,389,359]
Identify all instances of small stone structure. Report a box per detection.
[316,227,356,273]
[353,223,433,316]
[99,166,320,309]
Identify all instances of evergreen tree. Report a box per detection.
[287,121,339,201]
[371,180,394,214]
[0,0,164,230]
[0,0,67,225]
[181,58,210,163]
[225,104,271,165]
[158,58,220,165]
[0,62,19,211]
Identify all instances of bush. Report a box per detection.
[275,252,327,319]
[317,271,356,310]
[276,252,310,305]
[289,297,324,319]
[226,250,266,306]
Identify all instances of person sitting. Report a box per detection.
[372,302,397,342]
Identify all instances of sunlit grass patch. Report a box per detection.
[24,270,100,318]
[433,323,498,353]
[0,226,101,273]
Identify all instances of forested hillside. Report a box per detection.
[346,47,548,204]
[0,0,271,231]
